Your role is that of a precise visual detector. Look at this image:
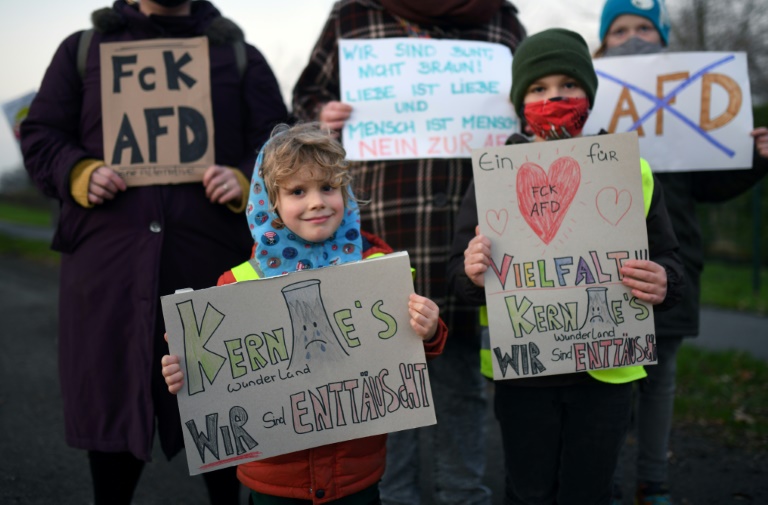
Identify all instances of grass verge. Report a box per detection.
[675,343,768,451]
[0,201,59,265]
[0,201,52,226]
[700,261,768,315]
[0,234,59,265]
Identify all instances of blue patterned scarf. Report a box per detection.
[245,144,363,277]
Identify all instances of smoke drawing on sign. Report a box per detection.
[282,279,350,370]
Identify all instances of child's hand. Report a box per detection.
[161,354,185,395]
[752,127,768,158]
[408,293,439,341]
[464,226,492,287]
[620,259,667,305]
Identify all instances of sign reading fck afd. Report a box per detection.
[100,37,215,186]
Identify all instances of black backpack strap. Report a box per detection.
[233,39,246,80]
[77,28,95,80]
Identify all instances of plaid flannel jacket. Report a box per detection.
[293,0,525,336]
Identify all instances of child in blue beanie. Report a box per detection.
[595,2,768,504]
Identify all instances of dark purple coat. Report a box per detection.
[21,1,288,461]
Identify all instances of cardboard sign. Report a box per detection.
[161,252,436,475]
[100,37,215,186]
[584,52,753,172]
[471,132,657,380]
[339,38,517,161]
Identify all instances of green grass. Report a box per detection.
[0,233,59,265]
[700,261,768,315]
[675,343,768,451]
[0,201,52,226]
[0,201,59,264]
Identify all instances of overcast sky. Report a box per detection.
[0,0,604,173]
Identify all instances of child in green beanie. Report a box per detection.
[447,28,684,505]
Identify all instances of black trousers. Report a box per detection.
[88,450,240,505]
[494,380,632,505]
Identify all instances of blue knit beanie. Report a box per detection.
[599,0,671,46]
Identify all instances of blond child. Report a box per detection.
[163,122,447,504]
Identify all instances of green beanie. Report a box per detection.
[510,28,598,118]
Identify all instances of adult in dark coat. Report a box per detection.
[20,0,288,503]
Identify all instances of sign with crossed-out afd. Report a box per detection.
[583,52,753,172]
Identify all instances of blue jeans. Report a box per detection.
[380,335,491,505]
[494,380,632,505]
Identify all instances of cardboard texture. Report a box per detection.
[100,37,215,186]
[161,252,436,475]
[471,132,658,380]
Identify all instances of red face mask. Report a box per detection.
[523,97,590,140]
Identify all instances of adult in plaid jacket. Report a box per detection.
[292,1,526,504]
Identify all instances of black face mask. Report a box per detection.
[149,0,190,8]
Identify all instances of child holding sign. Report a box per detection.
[162,122,447,504]
[595,1,768,503]
[447,28,684,505]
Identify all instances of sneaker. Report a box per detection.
[635,481,672,505]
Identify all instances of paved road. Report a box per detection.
[1,256,766,505]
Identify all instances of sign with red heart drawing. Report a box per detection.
[471,132,657,380]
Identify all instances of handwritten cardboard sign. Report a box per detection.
[161,252,436,475]
[100,37,215,186]
[339,38,517,161]
[584,52,753,172]
[471,132,657,380]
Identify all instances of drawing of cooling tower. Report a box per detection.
[281,279,349,370]
[580,287,619,331]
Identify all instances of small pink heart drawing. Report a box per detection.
[596,187,632,226]
[516,157,581,245]
[486,209,509,236]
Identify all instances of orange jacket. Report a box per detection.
[217,231,447,503]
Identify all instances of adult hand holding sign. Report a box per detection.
[752,127,768,159]
[203,164,242,206]
[319,100,353,137]
[87,165,127,206]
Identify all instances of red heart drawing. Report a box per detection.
[596,187,632,225]
[486,209,509,236]
[516,157,581,245]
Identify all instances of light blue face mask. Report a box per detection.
[245,143,363,278]
[603,37,664,57]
